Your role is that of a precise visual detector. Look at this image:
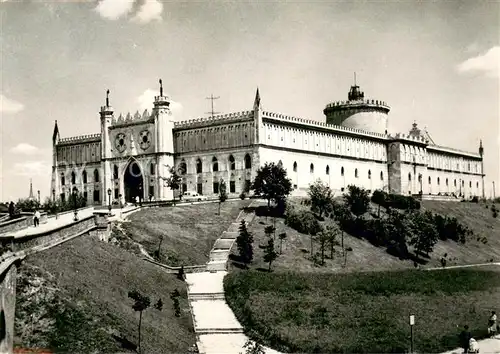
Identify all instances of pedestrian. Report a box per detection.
[459,325,472,354]
[33,209,41,227]
[8,201,14,218]
[488,311,497,337]
[468,338,479,354]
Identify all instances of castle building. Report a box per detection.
[50,80,485,206]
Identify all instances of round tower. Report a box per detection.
[323,82,390,134]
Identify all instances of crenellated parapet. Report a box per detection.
[388,132,428,144]
[173,110,254,129]
[262,110,388,140]
[111,109,153,127]
[58,133,101,145]
[427,144,482,159]
[325,99,390,110]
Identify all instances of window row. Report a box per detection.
[291,162,384,181]
[179,154,252,174]
[61,169,100,185]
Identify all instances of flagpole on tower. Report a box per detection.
[205,94,220,118]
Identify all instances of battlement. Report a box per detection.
[262,111,389,140]
[58,133,101,145]
[154,96,170,104]
[325,99,390,110]
[427,144,482,159]
[111,109,153,127]
[173,110,254,129]
[100,106,113,113]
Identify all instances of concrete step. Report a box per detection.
[209,250,229,262]
[196,328,244,335]
[213,239,234,250]
[220,231,238,239]
[206,261,226,271]
[189,292,225,301]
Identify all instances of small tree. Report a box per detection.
[308,179,334,218]
[317,230,329,265]
[170,289,181,317]
[236,220,254,268]
[251,162,293,209]
[278,232,287,254]
[263,237,278,271]
[344,185,370,218]
[218,179,228,215]
[371,189,386,217]
[264,225,275,240]
[128,290,151,354]
[240,339,265,354]
[325,223,339,259]
[164,166,181,201]
[408,211,439,258]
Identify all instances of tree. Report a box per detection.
[251,162,293,209]
[408,211,439,258]
[263,237,278,271]
[264,225,275,241]
[128,290,152,354]
[236,220,254,268]
[278,232,287,254]
[170,289,181,317]
[240,339,265,354]
[325,223,339,259]
[333,203,351,258]
[343,185,370,218]
[308,179,335,218]
[164,166,181,201]
[218,179,228,215]
[371,189,386,217]
[317,229,329,265]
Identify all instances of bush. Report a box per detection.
[239,192,247,200]
[285,204,322,236]
[371,190,420,210]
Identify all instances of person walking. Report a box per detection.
[33,209,41,227]
[488,311,497,337]
[459,325,472,354]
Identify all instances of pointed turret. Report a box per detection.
[52,120,60,145]
[253,87,261,111]
[28,179,34,200]
[479,139,484,157]
[253,87,262,144]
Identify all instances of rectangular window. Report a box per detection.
[93,190,100,202]
[213,182,219,194]
[60,193,66,203]
[114,188,119,199]
[83,191,88,200]
[197,183,203,195]
[229,181,236,193]
[149,185,154,198]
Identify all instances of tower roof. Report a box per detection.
[348,85,364,101]
[253,87,261,110]
[28,178,34,200]
[52,120,59,143]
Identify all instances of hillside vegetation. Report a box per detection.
[15,236,195,353]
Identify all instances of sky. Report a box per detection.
[0,0,499,202]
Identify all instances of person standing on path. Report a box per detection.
[33,209,41,227]
[488,311,497,337]
[459,325,472,354]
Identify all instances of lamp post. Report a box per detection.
[119,193,123,217]
[52,189,55,202]
[107,188,112,216]
[72,187,78,221]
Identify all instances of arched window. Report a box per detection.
[212,157,218,172]
[150,162,155,175]
[341,166,344,176]
[476,181,479,188]
[196,158,202,174]
[355,168,358,178]
[228,155,235,170]
[244,154,251,169]
[179,160,187,175]
[454,179,457,187]
[71,171,76,184]
[94,169,99,182]
[428,176,431,184]
[113,165,119,179]
[368,170,371,179]
[446,178,448,186]
[61,173,66,186]
[462,180,464,187]
[437,177,440,185]
[469,181,472,188]
[293,161,297,172]
[408,173,411,182]
[310,163,314,173]
[82,170,87,184]
[326,165,330,175]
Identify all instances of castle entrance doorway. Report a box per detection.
[124,160,144,203]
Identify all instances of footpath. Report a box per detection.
[185,200,283,354]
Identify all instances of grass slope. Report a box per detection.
[123,199,251,265]
[225,267,500,353]
[15,236,195,354]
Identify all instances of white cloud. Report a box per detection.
[11,143,41,155]
[0,94,24,114]
[94,0,134,21]
[137,89,184,120]
[131,0,163,23]
[457,46,500,78]
[12,161,50,177]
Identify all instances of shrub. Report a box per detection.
[371,190,420,210]
[285,204,322,236]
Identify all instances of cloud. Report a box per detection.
[12,161,50,177]
[137,89,184,120]
[457,46,500,78]
[131,0,163,23]
[0,94,24,114]
[94,0,134,20]
[11,143,41,155]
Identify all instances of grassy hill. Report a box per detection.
[15,236,195,353]
[121,199,251,266]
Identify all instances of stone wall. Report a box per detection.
[0,262,17,354]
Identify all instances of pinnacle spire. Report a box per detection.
[106,89,110,107]
[52,120,59,143]
[253,87,261,110]
[29,179,34,199]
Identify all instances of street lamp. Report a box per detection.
[107,188,112,215]
[119,193,123,217]
[52,189,55,202]
[72,187,78,221]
